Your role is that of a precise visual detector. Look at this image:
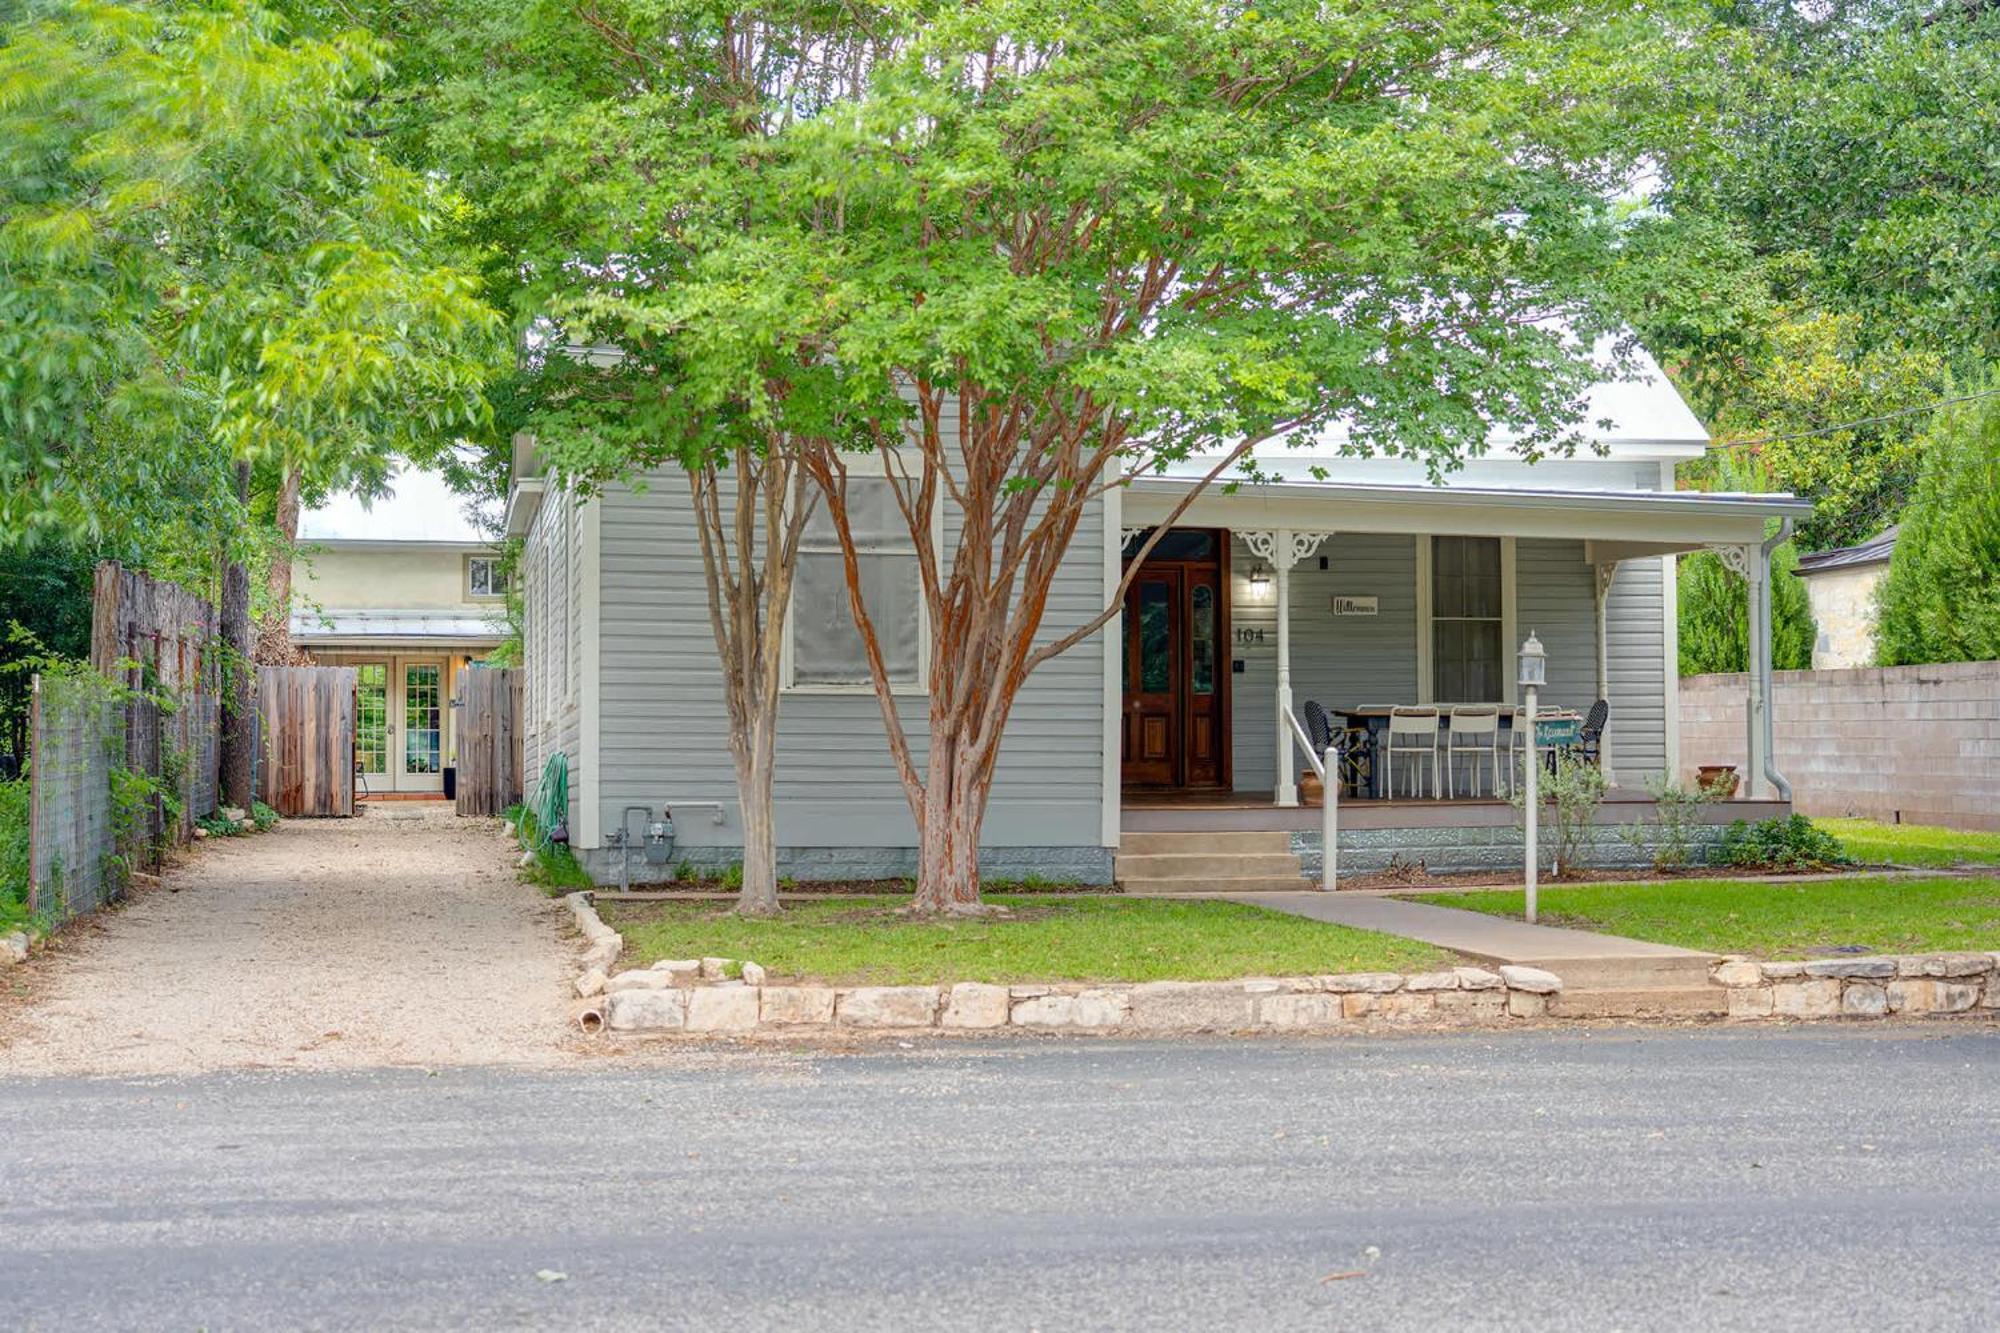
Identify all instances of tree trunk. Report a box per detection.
[731,710,782,916]
[253,464,305,665]
[219,462,255,811]
[910,731,994,914]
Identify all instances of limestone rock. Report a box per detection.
[1258,992,1344,1029]
[604,968,679,992]
[652,957,702,977]
[1934,982,1981,1014]
[604,989,687,1031]
[1318,972,1405,995]
[1772,979,1841,1018]
[1127,981,1254,1031]
[1433,990,1507,1020]
[699,956,732,980]
[1008,984,1052,999]
[1453,967,1505,991]
[940,982,1011,1029]
[1907,953,1995,979]
[1759,961,1810,980]
[1727,986,1775,1019]
[1498,965,1562,995]
[836,986,940,1028]
[1505,990,1547,1019]
[740,961,768,987]
[574,968,607,998]
[1887,979,1935,1014]
[1,932,28,965]
[1376,992,1438,1022]
[687,983,760,1032]
[1841,983,1889,1018]
[761,986,836,1026]
[1072,988,1131,1029]
[1711,959,1765,988]
[1240,979,1285,995]
[1404,971,1460,992]
[1805,957,1896,979]
[1011,994,1076,1027]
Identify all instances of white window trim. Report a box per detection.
[782,452,937,696]
[1416,533,1517,705]
[465,553,508,601]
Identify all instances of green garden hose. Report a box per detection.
[524,751,568,852]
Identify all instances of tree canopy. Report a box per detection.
[1875,389,2000,666]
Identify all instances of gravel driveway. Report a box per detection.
[0,804,578,1076]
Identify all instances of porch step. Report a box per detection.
[1115,830,1307,894]
[1547,985,1727,1020]
[1122,874,1312,896]
[1119,830,1293,857]
[1115,852,1305,880]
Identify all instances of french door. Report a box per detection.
[400,661,445,793]
[354,663,390,790]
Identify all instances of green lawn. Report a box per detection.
[602,894,1450,985]
[1818,818,2000,868]
[1411,876,2000,959]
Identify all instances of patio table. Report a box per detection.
[1331,706,1579,799]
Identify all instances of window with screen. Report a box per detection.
[1431,535,1504,702]
[789,477,924,689]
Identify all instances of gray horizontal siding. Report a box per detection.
[594,467,1106,851]
[1604,556,1668,781]
[1516,538,1598,711]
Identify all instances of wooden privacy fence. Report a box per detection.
[89,561,220,853]
[26,672,120,924]
[256,666,357,817]
[455,667,523,816]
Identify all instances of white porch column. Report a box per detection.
[1593,559,1619,787]
[1710,542,1768,799]
[1244,529,1335,808]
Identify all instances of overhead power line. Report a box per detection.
[1711,386,2000,452]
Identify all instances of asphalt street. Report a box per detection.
[3,1025,1998,1330]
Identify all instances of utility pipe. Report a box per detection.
[1758,518,1795,803]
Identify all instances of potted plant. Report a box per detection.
[1694,764,1740,799]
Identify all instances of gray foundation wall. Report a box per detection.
[581,843,1115,887]
[1291,820,1731,878]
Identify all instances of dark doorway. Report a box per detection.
[1121,528,1230,791]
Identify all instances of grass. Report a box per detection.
[603,894,1450,985]
[1817,817,2000,868]
[506,805,593,895]
[1410,875,2000,959]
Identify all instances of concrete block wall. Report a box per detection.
[1682,662,2000,831]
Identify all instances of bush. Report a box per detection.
[1,777,28,931]
[1875,387,2000,666]
[250,801,279,832]
[1624,773,1720,871]
[1678,540,1815,676]
[1720,815,1853,871]
[1514,750,1608,877]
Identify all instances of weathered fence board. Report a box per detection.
[256,666,357,817]
[455,668,523,817]
[89,561,220,852]
[27,672,119,923]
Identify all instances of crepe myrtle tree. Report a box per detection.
[772,0,1692,913]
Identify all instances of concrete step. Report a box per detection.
[1118,830,1293,857]
[1122,874,1312,895]
[1115,852,1305,879]
[1547,986,1727,1019]
[1519,954,1716,991]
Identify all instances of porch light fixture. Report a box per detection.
[1247,564,1273,600]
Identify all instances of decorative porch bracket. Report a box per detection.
[1240,529,1336,807]
[1707,541,1772,799]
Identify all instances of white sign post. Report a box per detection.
[1518,632,1546,925]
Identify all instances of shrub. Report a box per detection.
[250,801,279,832]
[1514,751,1608,877]
[1624,773,1720,871]
[1875,387,2000,666]
[1720,815,1853,871]
[1,777,28,931]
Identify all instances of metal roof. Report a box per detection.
[1795,525,1899,576]
[290,609,506,643]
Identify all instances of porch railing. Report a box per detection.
[1282,707,1336,891]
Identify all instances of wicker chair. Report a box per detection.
[1579,698,1610,767]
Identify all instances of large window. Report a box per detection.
[1431,536,1504,702]
[789,477,925,690]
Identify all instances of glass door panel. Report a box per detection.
[355,663,389,776]
[403,663,442,776]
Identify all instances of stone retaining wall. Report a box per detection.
[584,963,1569,1036]
[1711,951,2000,1020]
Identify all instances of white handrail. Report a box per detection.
[1282,708,1336,891]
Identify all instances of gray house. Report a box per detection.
[509,352,1807,887]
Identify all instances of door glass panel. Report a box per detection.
[1190,583,1215,696]
[404,664,441,775]
[1138,581,1171,692]
[355,664,388,775]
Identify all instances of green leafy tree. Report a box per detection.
[0,0,501,623]
[1875,388,2000,666]
[1676,540,1814,676]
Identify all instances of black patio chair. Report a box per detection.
[1303,699,1370,796]
[1579,698,1610,767]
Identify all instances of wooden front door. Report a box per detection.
[1121,530,1230,790]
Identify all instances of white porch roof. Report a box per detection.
[1121,478,1811,557]
[291,608,506,646]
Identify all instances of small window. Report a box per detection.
[789,477,924,690]
[468,555,510,599]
